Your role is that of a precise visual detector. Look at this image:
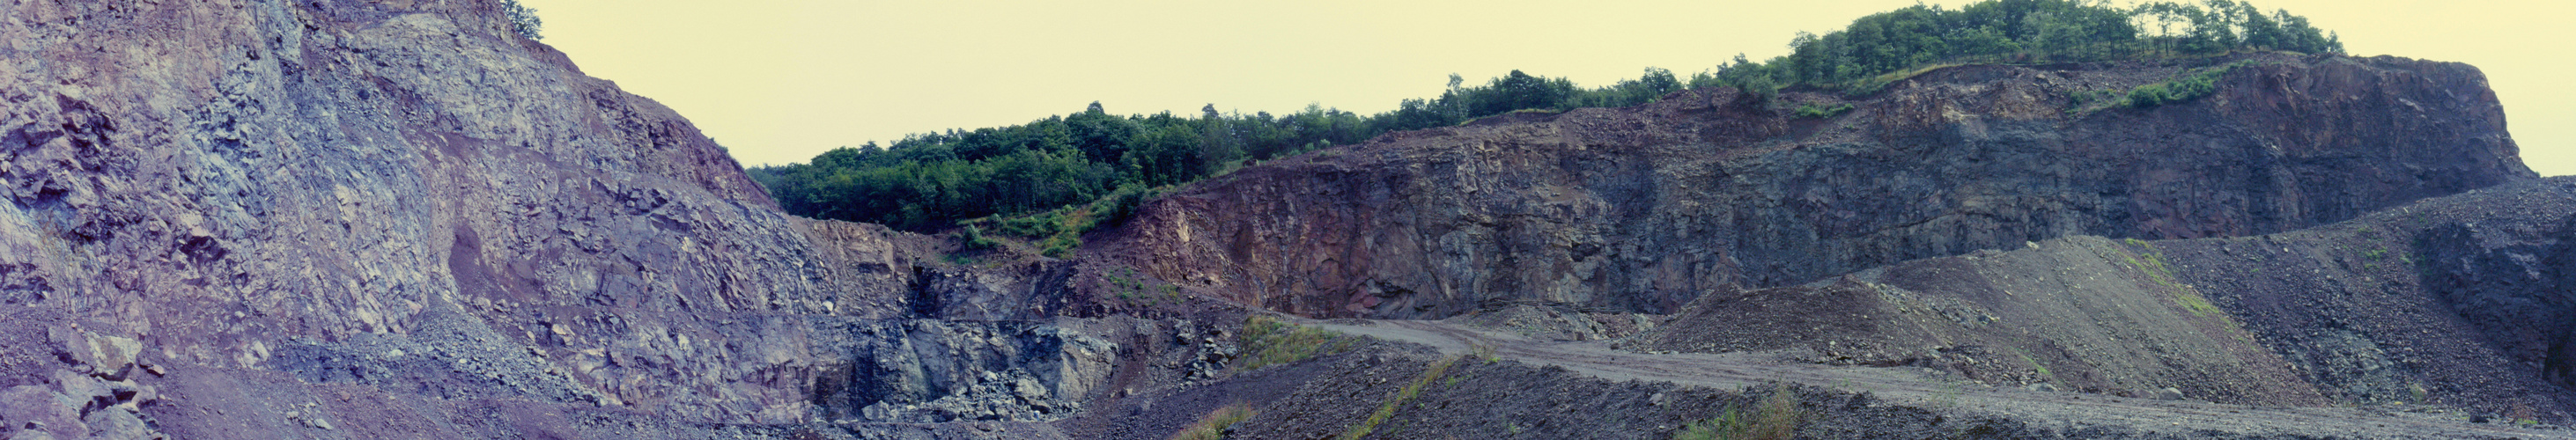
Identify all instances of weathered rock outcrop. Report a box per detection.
[0,0,858,425]
[0,1,1170,437]
[4,0,2565,437]
[1638,177,2576,421]
[1097,53,2534,319]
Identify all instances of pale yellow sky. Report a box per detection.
[518,0,2573,176]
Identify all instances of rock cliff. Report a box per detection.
[0,0,2563,438]
[0,1,1169,437]
[1096,53,2533,319]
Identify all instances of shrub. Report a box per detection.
[1040,234,1080,259]
[1170,404,1258,440]
[1674,386,1802,440]
[1088,183,1159,228]
[2129,61,2254,108]
[1236,315,1356,370]
[958,225,1000,251]
[1793,103,1854,119]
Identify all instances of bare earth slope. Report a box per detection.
[1289,319,2566,439]
[1636,177,2576,422]
[1096,53,2533,319]
[1,0,2565,438]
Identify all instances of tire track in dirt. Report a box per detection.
[1304,319,2570,439]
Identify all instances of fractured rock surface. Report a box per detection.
[0,0,2564,438]
[0,0,1153,437]
[1096,54,2533,319]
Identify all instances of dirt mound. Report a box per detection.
[1635,236,2323,407]
[1443,304,1661,341]
[1639,177,2576,421]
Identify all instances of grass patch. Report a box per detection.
[1792,103,1855,119]
[1103,268,1184,306]
[1832,62,1970,96]
[1470,342,1500,363]
[2010,348,2054,379]
[2061,59,2264,114]
[1170,403,1258,440]
[2124,60,2255,108]
[1340,356,1459,440]
[1674,385,1803,440]
[2115,239,2221,317]
[1237,315,1359,370]
[962,184,1169,260]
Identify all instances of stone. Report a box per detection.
[2155,387,2186,400]
[83,407,151,440]
[0,385,86,440]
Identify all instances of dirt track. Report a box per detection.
[1303,319,2572,439]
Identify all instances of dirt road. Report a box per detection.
[1303,319,2572,439]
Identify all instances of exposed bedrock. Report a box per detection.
[1097,53,2533,319]
[0,0,1179,436]
[1637,177,2576,421]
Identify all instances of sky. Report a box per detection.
[515,0,2573,176]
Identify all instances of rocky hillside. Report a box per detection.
[0,0,2564,439]
[1096,53,2532,319]
[0,1,1192,438]
[1634,177,2576,421]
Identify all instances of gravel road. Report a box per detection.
[1304,319,2572,439]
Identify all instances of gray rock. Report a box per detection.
[1102,55,2533,319]
[811,319,1118,423]
[0,385,85,440]
[2155,387,2187,400]
[83,407,152,440]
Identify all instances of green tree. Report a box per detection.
[501,0,543,40]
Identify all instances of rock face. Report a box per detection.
[1638,177,2576,420]
[809,319,1118,423]
[1096,53,2533,319]
[1,0,2563,437]
[0,0,1159,437]
[0,0,851,424]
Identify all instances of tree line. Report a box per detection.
[1696,0,2337,92]
[750,0,2338,236]
[748,69,1686,232]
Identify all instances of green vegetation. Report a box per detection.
[1236,315,1359,370]
[2126,60,2253,107]
[501,0,543,40]
[1103,268,1185,306]
[2116,238,2223,317]
[1693,0,2337,93]
[753,0,2341,235]
[1340,356,1459,440]
[2011,348,2055,378]
[1793,103,1855,119]
[958,225,1000,252]
[749,69,1684,234]
[1674,385,1803,440]
[1170,404,1258,440]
